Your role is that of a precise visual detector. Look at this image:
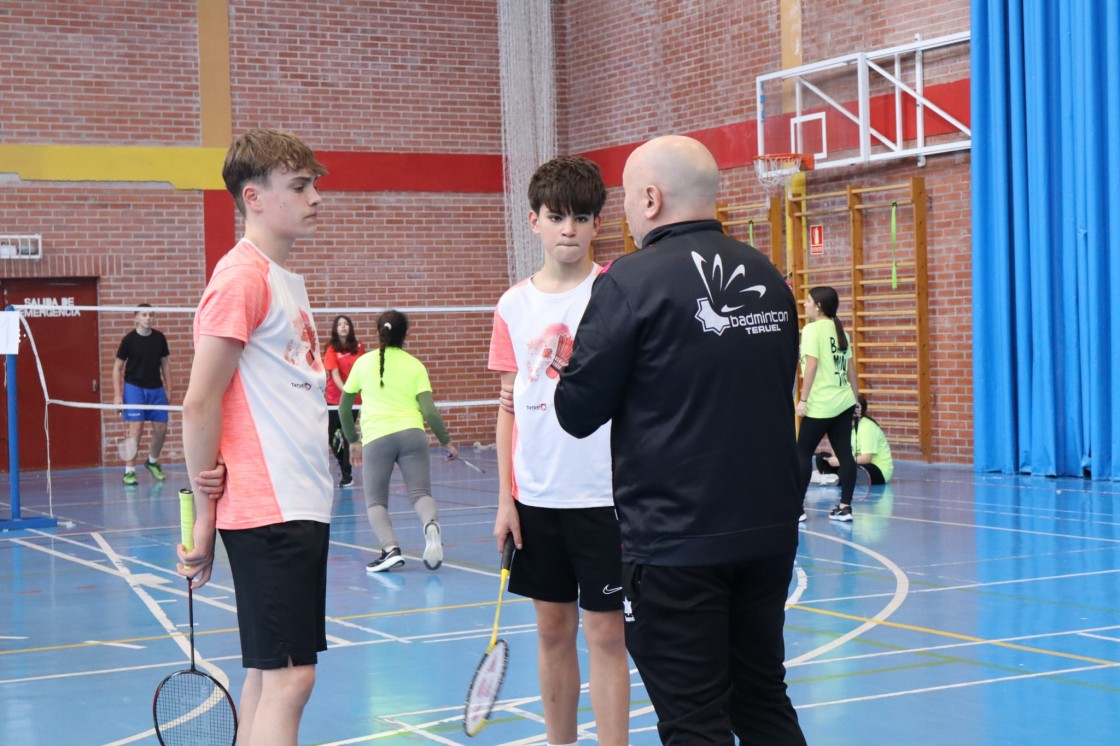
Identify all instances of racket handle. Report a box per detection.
[501,533,515,571]
[179,489,195,552]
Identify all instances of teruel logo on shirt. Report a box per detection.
[691,251,788,336]
[524,402,549,412]
[291,381,313,391]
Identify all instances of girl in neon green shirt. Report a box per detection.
[816,396,894,485]
[797,287,858,521]
[338,310,459,573]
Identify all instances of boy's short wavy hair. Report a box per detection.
[222,128,328,214]
[527,156,607,217]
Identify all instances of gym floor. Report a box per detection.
[2,453,1118,745]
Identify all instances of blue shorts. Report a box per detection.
[122,383,168,423]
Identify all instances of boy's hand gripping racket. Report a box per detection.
[463,534,515,736]
[152,489,237,745]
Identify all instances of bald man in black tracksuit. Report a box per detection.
[555,136,806,745]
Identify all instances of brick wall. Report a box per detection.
[1,0,974,466]
[560,0,973,463]
[227,1,501,153]
[0,3,201,145]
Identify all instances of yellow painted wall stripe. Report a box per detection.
[0,144,227,190]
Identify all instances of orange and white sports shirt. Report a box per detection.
[488,264,613,509]
[194,239,333,530]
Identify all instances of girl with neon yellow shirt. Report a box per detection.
[338,310,459,573]
[797,287,858,521]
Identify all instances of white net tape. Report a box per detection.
[499,0,557,284]
[5,304,499,518]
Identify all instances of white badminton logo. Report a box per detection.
[692,251,766,336]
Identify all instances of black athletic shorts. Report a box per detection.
[219,520,330,670]
[509,502,623,612]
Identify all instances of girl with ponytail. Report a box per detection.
[337,310,459,572]
[797,286,859,521]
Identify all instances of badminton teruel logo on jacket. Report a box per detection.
[692,251,789,336]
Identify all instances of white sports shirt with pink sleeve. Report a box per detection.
[194,239,333,530]
[488,264,613,509]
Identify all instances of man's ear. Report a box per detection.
[644,185,662,220]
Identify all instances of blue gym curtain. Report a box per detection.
[972,1,1120,478]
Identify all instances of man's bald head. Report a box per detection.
[622,136,720,245]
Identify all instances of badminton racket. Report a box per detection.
[118,435,138,461]
[153,489,237,745]
[459,457,486,474]
[446,450,487,474]
[463,534,515,737]
[853,464,873,501]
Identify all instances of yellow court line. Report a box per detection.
[0,598,529,657]
[790,603,1120,667]
[0,144,227,190]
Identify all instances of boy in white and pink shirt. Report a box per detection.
[177,128,332,746]
[489,156,630,746]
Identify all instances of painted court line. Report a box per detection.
[787,530,910,666]
[796,662,1118,709]
[789,605,1120,667]
[792,624,1120,668]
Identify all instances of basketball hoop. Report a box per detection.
[754,153,814,194]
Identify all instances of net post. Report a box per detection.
[1,305,58,531]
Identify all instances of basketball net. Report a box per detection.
[498,0,556,284]
[754,153,810,196]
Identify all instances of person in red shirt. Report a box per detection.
[324,315,364,488]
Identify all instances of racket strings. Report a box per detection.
[464,639,510,735]
[154,670,236,744]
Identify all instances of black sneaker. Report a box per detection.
[339,476,354,488]
[366,547,404,573]
[829,504,853,522]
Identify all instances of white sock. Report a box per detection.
[148,456,158,464]
[124,468,135,474]
[547,742,578,746]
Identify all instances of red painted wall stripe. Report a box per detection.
[315,152,504,193]
[203,189,236,280]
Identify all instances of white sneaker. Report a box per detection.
[819,474,840,486]
[422,521,443,570]
[809,471,826,485]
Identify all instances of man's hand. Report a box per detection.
[499,381,514,414]
[350,441,363,467]
[195,455,226,500]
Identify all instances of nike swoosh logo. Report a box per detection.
[602,585,623,595]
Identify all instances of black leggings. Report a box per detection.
[327,408,357,479]
[797,405,857,506]
[815,453,886,485]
